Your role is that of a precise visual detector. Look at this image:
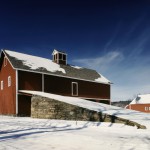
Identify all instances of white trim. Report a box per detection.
[52,49,67,55]
[4,57,7,67]
[53,55,54,61]
[66,55,67,65]
[55,53,59,64]
[2,50,16,70]
[42,74,44,92]
[57,53,59,64]
[8,76,11,87]
[72,82,78,96]
[16,70,18,115]
[52,49,58,55]
[1,80,3,90]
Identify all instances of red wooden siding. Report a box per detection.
[44,74,110,100]
[126,104,150,113]
[18,71,42,91]
[0,56,16,114]
[18,70,110,108]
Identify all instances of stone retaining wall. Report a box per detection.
[31,96,146,129]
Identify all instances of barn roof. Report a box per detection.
[130,94,150,104]
[2,49,111,84]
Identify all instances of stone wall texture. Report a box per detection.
[31,96,146,129]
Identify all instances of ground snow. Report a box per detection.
[19,90,150,129]
[0,116,150,150]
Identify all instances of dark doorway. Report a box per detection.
[18,95,31,116]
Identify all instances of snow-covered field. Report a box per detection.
[0,116,150,150]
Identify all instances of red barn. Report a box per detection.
[126,94,150,113]
[0,49,111,116]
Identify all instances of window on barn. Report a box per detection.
[1,81,3,90]
[72,82,78,96]
[4,57,7,67]
[8,76,11,87]
[145,107,148,111]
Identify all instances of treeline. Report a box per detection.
[111,100,131,108]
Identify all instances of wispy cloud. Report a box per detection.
[72,15,150,101]
[125,14,147,37]
[104,22,122,52]
[73,51,124,72]
[72,47,150,101]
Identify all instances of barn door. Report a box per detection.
[72,82,78,96]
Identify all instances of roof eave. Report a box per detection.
[52,49,67,55]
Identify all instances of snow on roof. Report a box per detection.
[70,65,83,69]
[95,73,111,83]
[3,49,110,84]
[130,94,150,104]
[5,50,66,74]
[19,90,150,128]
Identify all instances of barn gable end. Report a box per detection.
[0,51,16,114]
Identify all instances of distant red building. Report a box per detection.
[126,94,150,113]
[0,49,111,116]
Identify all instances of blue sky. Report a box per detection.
[1,0,150,101]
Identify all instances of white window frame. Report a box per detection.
[145,107,148,111]
[4,57,7,67]
[56,53,58,63]
[1,81,3,90]
[72,82,78,96]
[8,76,11,87]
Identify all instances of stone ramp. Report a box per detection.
[19,90,150,129]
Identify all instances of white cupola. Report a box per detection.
[52,49,67,65]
